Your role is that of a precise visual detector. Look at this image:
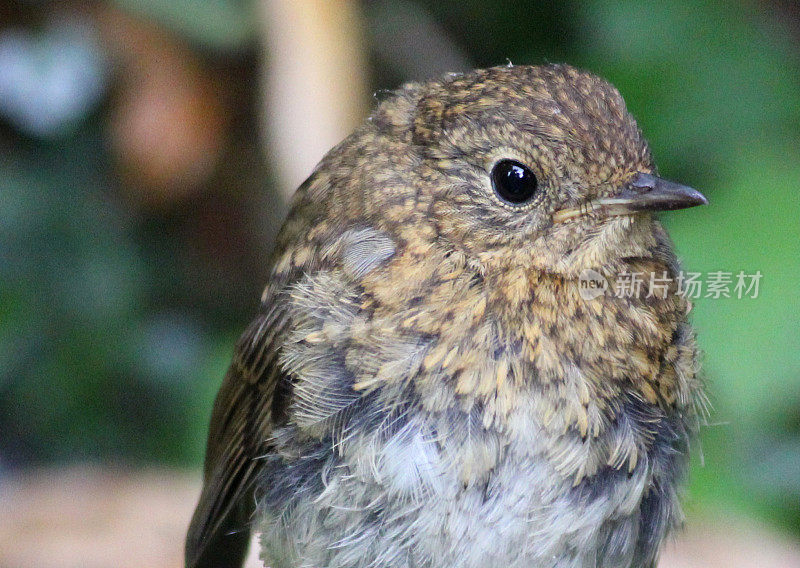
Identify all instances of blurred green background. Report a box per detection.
[1,0,798,561]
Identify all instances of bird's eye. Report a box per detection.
[490,160,539,205]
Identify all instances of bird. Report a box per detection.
[185,63,708,568]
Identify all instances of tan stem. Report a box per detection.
[259,0,370,203]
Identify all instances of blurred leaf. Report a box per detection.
[113,0,256,52]
[575,0,800,176]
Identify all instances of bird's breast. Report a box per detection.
[260,253,698,568]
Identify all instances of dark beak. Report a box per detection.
[602,172,708,214]
[553,172,708,223]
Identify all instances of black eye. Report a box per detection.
[491,159,538,205]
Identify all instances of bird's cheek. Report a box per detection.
[523,224,586,274]
[567,215,655,272]
[524,216,638,277]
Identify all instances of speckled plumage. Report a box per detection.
[186,64,706,568]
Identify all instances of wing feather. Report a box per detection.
[185,222,398,568]
[185,304,289,568]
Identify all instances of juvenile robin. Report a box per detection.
[186,64,707,568]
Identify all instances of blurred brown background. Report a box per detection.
[0,1,798,567]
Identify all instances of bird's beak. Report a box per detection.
[553,172,708,223]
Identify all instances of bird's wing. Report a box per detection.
[184,171,327,568]
[185,297,290,568]
[183,165,404,567]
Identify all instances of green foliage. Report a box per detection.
[0,125,231,465]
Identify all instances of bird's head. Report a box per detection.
[365,64,706,279]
